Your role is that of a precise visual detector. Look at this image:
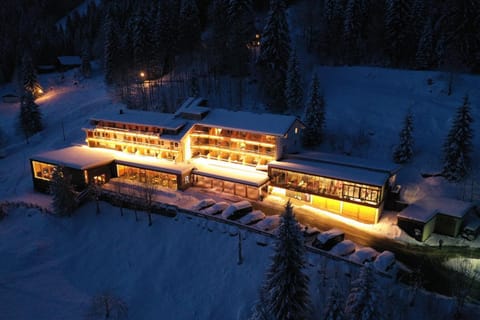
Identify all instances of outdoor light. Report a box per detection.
[140,72,145,78]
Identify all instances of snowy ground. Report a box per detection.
[1,64,480,318]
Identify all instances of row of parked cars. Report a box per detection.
[191,199,281,232]
[191,198,397,275]
[304,226,397,275]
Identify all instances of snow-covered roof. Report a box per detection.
[397,204,437,223]
[397,197,473,222]
[90,109,187,132]
[191,158,269,187]
[286,152,400,175]
[57,56,81,66]
[175,97,301,136]
[268,159,390,187]
[31,146,114,170]
[198,108,300,136]
[114,153,193,175]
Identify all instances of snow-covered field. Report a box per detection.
[1,65,480,318]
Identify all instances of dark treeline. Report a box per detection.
[2,0,480,90]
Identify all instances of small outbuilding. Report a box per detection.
[397,197,475,241]
[56,56,81,71]
[2,94,20,103]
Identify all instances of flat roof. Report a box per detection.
[286,152,400,175]
[91,109,186,132]
[397,197,474,222]
[31,146,115,170]
[114,154,193,175]
[268,159,390,187]
[191,158,269,187]
[198,108,300,136]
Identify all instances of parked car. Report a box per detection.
[200,202,229,215]
[329,240,356,257]
[191,198,216,211]
[461,220,480,241]
[238,210,265,225]
[374,250,397,274]
[221,200,252,220]
[349,247,379,265]
[253,215,281,232]
[313,228,345,250]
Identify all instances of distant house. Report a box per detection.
[2,94,20,103]
[56,56,81,71]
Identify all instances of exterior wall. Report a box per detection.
[397,217,436,242]
[30,160,89,193]
[193,174,262,200]
[115,164,180,190]
[279,122,302,157]
[434,214,463,237]
[189,124,277,166]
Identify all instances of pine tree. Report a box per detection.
[257,0,291,113]
[178,0,201,53]
[393,109,414,163]
[19,91,42,139]
[344,264,380,320]
[302,73,325,148]
[255,200,311,320]
[415,19,434,70]
[210,0,231,73]
[21,52,41,98]
[285,50,303,114]
[323,0,346,60]
[442,95,474,182]
[81,41,92,78]
[323,281,345,320]
[103,8,117,84]
[384,0,412,67]
[50,167,77,217]
[343,0,364,64]
[132,5,152,74]
[226,0,255,76]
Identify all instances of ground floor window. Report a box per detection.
[32,161,56,181]
[193,174,261,200]
[116,164,177,190]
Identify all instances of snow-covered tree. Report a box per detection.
[19,91,42,140]
[442,95,474,182]
[254,200,311,320]
[189,72,200,97]
[323,281,345,320]
[415,19,434,70]
[393,109,414,163]
[285,50,303,114]
[50,167,77,217]
[302,73,325,148]
[87,291,128,320]
[344,264,380,320]
[21,52,42,98]
[257,0,291,113]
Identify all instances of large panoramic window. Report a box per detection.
[269,168,382,206]
[32,161,56,181]
[116,164,177,190]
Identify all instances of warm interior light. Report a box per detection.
[140,72,145,78]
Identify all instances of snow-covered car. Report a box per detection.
[461,220,480,241]
[191,198,216,211]
[253,215,281,232]
[221,200,252,220]
[313,228,345,250]
[238,210,265,225]
[200,202,229,215]
[349,247,379,265]
[373,250,397,274]
[329,240,356,257]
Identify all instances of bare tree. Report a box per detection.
[86,291,128,320]
[141,179,156,226]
